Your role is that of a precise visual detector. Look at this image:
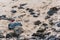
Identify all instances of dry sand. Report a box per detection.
[0,0,60,40]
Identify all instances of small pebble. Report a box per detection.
[12,6,17,8]
[11,10,17,13]
[18,6,24,9]
[29,9,34,12]
[34,20,41,25]
[20,3,27,6]
[26,8,30,10]
[42,23,48,26]
[45,16,50,19]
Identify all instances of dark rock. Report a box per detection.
[6,32,20,38]
[34,20,41,25]
[20,3,27,6]
[14,28,23,35]
[6,18,15,21]
[49,22,54,25]
[37,29,46,32]
[49,19,54,25]
[26,8,34,12]
[30,12,35,15]
[57,23,60,27]
[29,9,34,12]
[46,35,56,40]
[32,33,37,36]
[26,8,30,10]
[11,10,17,13]
[32,33,45,39]
[55,38,60,40]
[18,3,27,9]
[0,15,6,19]
[2,15,6,18]
[6,34,12,38]
[12,6,17,8]
[18,6,24,9]
[45,16,50,19]
[42,23,48,26]
[47,7,58,16]
[44,32,51,35]
[0,35,5,38]
[33,14,39,17]
[11,33,20,37]
[8,22,22,30]
[32,12,40,17]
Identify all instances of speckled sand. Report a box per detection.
[0,0,60,40]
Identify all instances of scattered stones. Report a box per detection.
[32,26,47,39]
[26,8,34,12]
[32,33,45,39]
[0,0,60,40]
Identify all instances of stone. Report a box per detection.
[8,22,22,30]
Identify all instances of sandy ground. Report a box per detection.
[0,0,60,40]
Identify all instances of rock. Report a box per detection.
[34,20,41,25]
[47,7,58,16]
[42,23,48,26]
[11,10,17,13]
[46,35,56,40]
[57,23,60,27]
[14,28,23,35]
[32,33,45,39]
[12,33,19,37]
[0,35,5,38]
[8,22,22,30]
[6,33,12,38]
